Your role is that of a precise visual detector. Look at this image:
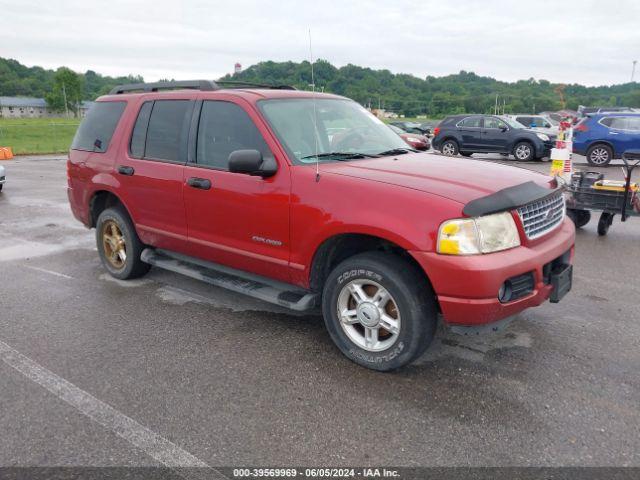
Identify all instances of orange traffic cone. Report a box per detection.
[0,147,14,160]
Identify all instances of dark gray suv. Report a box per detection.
[432,114,555,161]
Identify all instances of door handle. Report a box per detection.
[187,177,212,190]
[117,165,135,176]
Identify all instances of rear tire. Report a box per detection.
[441,140,459,156]
[321,252,437,371]
[96,207,150,280]
[513,141,535,161]
[587,144,613,166]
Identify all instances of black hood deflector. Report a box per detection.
[463,181,560,217]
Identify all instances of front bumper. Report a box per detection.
[410,218,575,325]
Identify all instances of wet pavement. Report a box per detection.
[0,153,639,469]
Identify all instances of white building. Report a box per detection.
[0,97,95,118]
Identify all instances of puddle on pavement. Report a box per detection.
[415,320,533,364]
[0,238,94,262]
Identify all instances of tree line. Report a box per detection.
[0,57,142,116]
[221,60,640,117]
[2,56,639,117]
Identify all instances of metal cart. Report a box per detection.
[566,150,640,236]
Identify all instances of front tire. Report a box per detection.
[513,141,535,161]
[587,144,613,166]
[441,140,459,156]
[321,252,437,371]
[96,207,150,280]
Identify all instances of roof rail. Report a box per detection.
[216,80,297,90]
[109,80,219,95]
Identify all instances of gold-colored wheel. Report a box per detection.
[101,220,127,269]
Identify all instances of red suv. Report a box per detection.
[68,80,575,371]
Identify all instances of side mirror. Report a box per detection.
[499,125,508,132]
[228,149,277,178]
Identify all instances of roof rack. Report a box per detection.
[109,80,218,95]
[216,80,297,90]
[109,79,297,95]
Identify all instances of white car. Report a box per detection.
[0,164,5,191]
[505,114,559,136]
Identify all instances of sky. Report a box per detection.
[1,0,639,87]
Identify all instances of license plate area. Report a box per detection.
[550,264,572,303]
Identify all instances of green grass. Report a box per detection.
[0,117,80,155]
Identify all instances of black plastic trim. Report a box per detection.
[110,80,218,95]
[463,181,560,217]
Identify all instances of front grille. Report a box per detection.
[517,192,565,239]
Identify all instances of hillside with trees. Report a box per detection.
[2,56,639,117]
[0,57,143,113]
[222,60,640,117]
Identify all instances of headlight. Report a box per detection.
[437,211,521,255]
[536,133,550,141]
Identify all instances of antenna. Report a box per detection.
[309,28,321,182]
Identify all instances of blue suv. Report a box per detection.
[573,113,640,166]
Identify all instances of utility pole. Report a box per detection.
[632,60,638,82]
[494,94,498,115]
[62,82,69,118]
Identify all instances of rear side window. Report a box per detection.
[196,101,272,170]
[144,100,192,162]
[129,101,153,158]
[459,116,482,128]
[71,101,126,152]
[599,117,614,127]
[627,117,640,131]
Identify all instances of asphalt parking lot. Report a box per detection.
[0,153,639,471]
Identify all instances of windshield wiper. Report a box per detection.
[301,151,380,160]
[377,147,417,156]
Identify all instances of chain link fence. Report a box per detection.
[0,120,80,155]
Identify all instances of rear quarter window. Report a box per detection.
[71,101,126,152]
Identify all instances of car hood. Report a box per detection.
[321,153,554,206]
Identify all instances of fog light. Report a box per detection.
[498,272,535,303]
[498,282,512,303]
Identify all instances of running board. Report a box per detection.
[141,248,318,312]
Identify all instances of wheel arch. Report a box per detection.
[586,141,616,157]
[88,189,133,228]
[308,233,437,302]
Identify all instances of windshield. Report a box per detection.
[500,116,525,129]
[543,116,559,126]
[259,98,409,164]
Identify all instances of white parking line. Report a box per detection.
[0,340,226,480]
[25,265,74,279]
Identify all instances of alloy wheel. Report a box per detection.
[102,220,127,269]
[590,147,610,165]
[515,144,532,160]
[442,142,456,156]
[336,279,401,352]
